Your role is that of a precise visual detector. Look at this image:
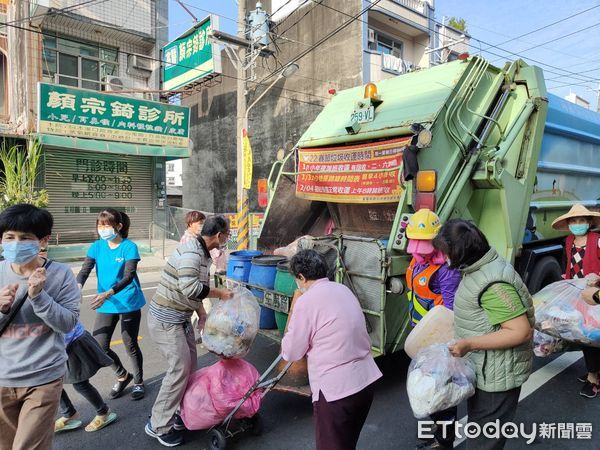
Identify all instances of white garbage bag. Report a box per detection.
[202,287,260,359]
[406,344,476,418]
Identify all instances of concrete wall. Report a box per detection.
[182,0,364,213]
[50,0,153,36]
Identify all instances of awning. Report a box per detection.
[36,133,191,159]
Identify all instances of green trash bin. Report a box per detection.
[273,260,296,336]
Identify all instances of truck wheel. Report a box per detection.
[528,256,562,294]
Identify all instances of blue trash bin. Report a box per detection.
[248,255,287,329]
[226,250,262,282]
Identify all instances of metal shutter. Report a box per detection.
[44,148,154,244]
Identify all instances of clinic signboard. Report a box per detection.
[162,15,222,91]
[37,83,190,148]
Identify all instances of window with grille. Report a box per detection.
[42,35,118,91]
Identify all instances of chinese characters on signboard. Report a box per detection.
[296,137,412,203]
[38,83,190,147]
[162,15,221,91]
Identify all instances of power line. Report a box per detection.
[545,64,600,82]
[5,0,109,27]
[268,0,600,86]
[482,3,600,51]
[260,0,383,84]
[276,0,325,37]
[490,19,600,63]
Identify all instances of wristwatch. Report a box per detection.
[593,290,600,305]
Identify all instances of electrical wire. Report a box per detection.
[260,0,383,84]
[4,0,109,27]
[0,17,329,107]
[482,3,600,51]
[268,0,600,86]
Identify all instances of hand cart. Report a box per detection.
[207,355,293,450]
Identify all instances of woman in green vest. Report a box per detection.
[432,219,534,450]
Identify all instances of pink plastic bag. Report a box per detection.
[180,359,262,430]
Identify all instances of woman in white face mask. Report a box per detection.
[76,208,146,402]
[551,204,600,399]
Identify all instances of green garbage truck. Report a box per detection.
[238,56,600,357]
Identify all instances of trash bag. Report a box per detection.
[534,279,600,346]
[203,287,260,359]
[406,344,476,418]
[273,235,313,258]
[533,330,574,357]
[180,359,262,430]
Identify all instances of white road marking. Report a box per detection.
[453,352,583,447]
[82,285,158,299]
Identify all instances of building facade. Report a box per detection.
[182,0,467,213]
[0,0,189,244]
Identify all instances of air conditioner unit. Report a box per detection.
[368,28,376,43]
[128,54,154,72]
[105,76,131,92]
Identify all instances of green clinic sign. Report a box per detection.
[38,83,190,148]
[162,16,221,91]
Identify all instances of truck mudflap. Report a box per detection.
[216,236,400,356]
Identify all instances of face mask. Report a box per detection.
[98,228,117,240]
[569,223,590,236]
[1,240,40,264]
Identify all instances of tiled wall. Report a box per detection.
[50,0,153,36]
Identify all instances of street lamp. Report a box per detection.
[236,62,300,249]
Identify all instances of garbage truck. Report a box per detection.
[226,56,600,358]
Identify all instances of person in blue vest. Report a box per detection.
[77,208,146,400]
[405,209,460,450]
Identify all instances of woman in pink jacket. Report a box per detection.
[281,249,382,450]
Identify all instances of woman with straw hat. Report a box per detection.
[551,203,600,398]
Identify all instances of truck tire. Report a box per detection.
[527,256,562,294]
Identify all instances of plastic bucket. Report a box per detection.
[226,250,262,282]
[274,261,295,336]
[248,256,287,329]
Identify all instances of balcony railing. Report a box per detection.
[391,0,426,15]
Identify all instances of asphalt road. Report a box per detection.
[53,278,600,450]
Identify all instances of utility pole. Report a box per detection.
[594,83,600,113]
[236,0,249,249]
[7,0,31,134]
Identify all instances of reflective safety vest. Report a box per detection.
[406,258,444,327]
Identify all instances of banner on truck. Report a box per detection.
[296,137,411,203]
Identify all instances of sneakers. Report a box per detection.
[131,384,145,400]
[109,373,133,399]
[145,421,183,447]
[577,373,589,383]
[580,380,599,398]
[173,414,186,432]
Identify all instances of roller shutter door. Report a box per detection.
[44,148,154,244]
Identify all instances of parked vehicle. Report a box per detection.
[228,56,600,357]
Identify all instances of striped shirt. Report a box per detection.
[152,237,211,315]
[149,301,191,324]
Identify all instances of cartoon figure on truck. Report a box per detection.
[230,55,600,357]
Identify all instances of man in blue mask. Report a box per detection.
[0,204,80,450]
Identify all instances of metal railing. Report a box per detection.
[391,0,426,14]
[148,221,177,259]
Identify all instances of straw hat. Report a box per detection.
[551,204,600,231]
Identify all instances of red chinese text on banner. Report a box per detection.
[295,137,412,203]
